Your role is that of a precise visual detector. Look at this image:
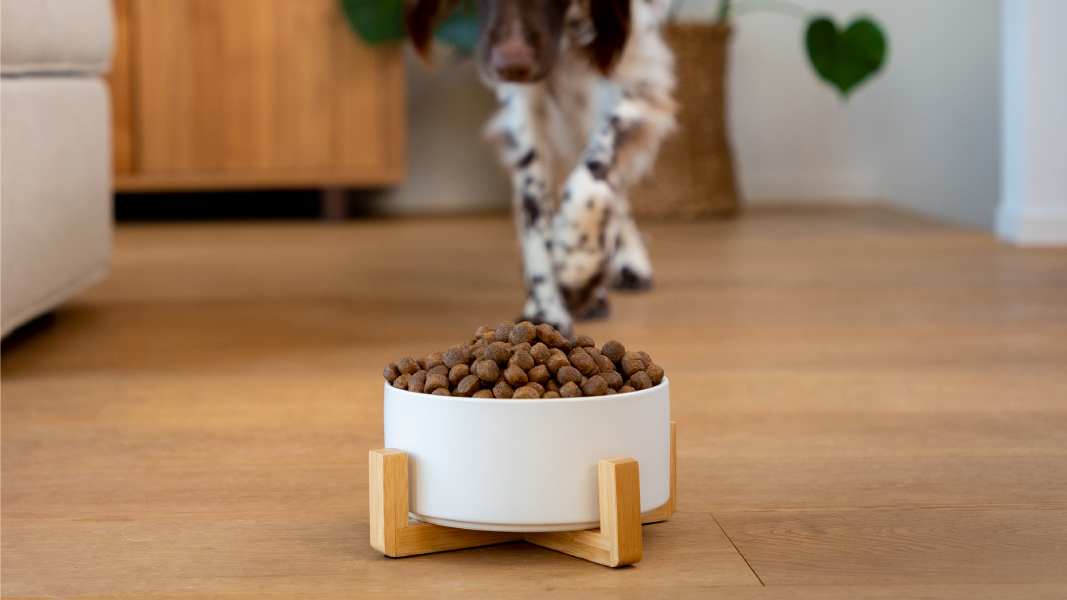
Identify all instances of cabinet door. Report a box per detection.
[115,0,404,190]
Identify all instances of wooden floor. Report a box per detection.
[3,207,1066,599]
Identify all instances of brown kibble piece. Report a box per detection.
[509,321,537,345]
[530,342,551,365]
[618,385,636,394]
[585,347,601,359]
[495,321,515,341]
[384,363,400,383]
[629,370,652,390]
[544,391,561,399]
[484,342,512,366]
[535,323,557,344]
[425,351,445,370]
[549,347,567,358]
[638,350,652,364]
[556,365,583,385]
[602,371,624,390]
[526,381,545,396]
[428,364,449,377]
[475,325,494,337]
[456,374,481,396]
[392,373,411,389]
[509,349,535,371]
[449,364,470,385]
[568,348,597,374]
[528,364,550,384]
[546,354,570,375]
[647,363,664,385]
[471,345,486,360]
[493,380,514,399]
[417,358,427,371]
[474,360,500,382]
[553,335,573,353]
[593,354,616,373]
[620,352,646,378]
[545,380,561,393]
[511,342,532,354]
[512,385,540,399]
[605,388,617,395]
[503,364,529,387]
[560,381,582,398]
[572,334,595,348]
[407,370,427,393]
[424,373,449,393]
[431,388,451,396]
[443,345,470,369]
[397,356,420,375]
[473,389,495,398]
[601,340,625,363]
[581,375,608,396]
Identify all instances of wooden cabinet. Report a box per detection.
[110,0,404,192]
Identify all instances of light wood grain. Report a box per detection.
[113,0,404,191]
[3,207,1066,596]
[715,509,1067,585]
[107,0,133,173]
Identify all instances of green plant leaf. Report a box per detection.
[340,0,407,44]
[805,16,886,97]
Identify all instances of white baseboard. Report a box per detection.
[996,202,1067,246]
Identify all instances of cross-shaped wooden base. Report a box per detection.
[369,422,676,568]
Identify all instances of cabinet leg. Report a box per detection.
[320,188,348,220]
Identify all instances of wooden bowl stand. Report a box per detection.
[369,422,676,568]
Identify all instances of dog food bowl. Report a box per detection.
[383,378,670,532]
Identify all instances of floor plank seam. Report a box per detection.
[709,512,764,586]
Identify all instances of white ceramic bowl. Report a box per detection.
[383,378,670,532]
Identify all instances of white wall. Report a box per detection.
[685,0,1002,229]
[382,1,1005,231]
[369,46,510,215]
[996,0,1067,245]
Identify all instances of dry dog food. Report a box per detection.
[383,322,665,398]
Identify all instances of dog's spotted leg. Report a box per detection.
[609,193,654,290]
[486,85,574,336]
[553,82,674,310]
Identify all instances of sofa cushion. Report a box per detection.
[1,0,114,75]
[1,76,112,336]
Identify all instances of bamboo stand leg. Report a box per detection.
[369,449,524,557]
[524,456,642,567]
[368,421,676,567]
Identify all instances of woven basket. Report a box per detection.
[628,22,738,219]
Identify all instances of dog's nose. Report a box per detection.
[491,37,536,81]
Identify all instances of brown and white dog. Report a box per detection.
[407,0,675,336]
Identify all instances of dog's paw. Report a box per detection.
[574,295,610,321]
[612,267,653,291]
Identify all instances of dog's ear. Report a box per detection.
[583,0,631,75]
[405,0,463,65]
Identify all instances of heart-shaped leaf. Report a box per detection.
[341,0,407,44]
[806,16,887,97]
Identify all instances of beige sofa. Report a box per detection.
[1,0,114,337]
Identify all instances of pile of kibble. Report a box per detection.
[383,321,664,399]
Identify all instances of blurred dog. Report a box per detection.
[407,0,675,336]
